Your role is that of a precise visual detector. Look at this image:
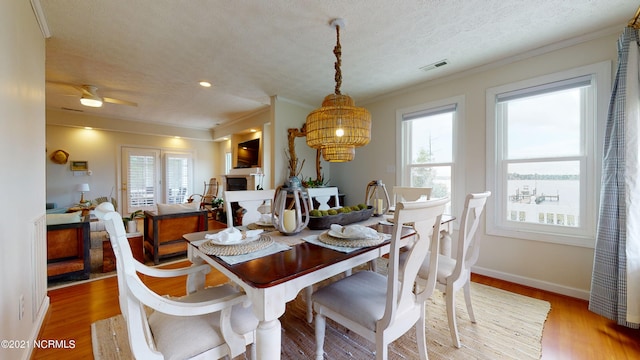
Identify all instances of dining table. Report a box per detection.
[183,214,455,360]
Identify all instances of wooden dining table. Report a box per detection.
[183,215,454,360]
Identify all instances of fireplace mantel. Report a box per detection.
[222,168,264,191]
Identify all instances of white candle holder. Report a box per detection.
[365,180,390,216]
[272,177,309,235]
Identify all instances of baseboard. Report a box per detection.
[472,265,590,300]
[24,295,50,360]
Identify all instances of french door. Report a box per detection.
[121,147,193,214]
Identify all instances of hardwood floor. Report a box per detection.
[32,263,640,359]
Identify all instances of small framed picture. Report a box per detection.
[70,161,89,171]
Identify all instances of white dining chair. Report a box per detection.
[306,186,341,210]
[304,186,344,323]
[223,189,276,227]
[94,202,258,359]
[312,198,448,360]
[415,191,490,348]
[389,186,432,212]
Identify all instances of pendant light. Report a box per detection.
[306,18,371,162]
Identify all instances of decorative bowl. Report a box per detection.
[307,206,374,230]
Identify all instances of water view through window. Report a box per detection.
[506,161,580,227]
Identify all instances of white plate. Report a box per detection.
[254,220,273,226]
[209,235,260,246]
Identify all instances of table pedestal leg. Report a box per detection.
[256,319,281,360]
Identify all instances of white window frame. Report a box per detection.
[486,61,610,247]
[120,146,196,214]
[163,151,194,205]
[396,95,465,215]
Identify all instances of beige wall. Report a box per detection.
[271,96,331,188]
[330,31,620,299]
[0,1,47,359]
[45,118,218,212]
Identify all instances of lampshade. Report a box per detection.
[306,18,371,162]
[75,183,90,192]
[76,183,90,204]
[321,144,355,162]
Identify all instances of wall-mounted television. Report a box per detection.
[236,138,260,168]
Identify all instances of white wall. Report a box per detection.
[0,1,47,359]
[331,31,620,299]
[46,119,218,212]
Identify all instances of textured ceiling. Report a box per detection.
[40,0,637,131]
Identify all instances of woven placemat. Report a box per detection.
[198,234,274,256]
[247,222,277,231]
[318,231,385,248]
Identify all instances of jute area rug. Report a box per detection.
[92,278,550,359]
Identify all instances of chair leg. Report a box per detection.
[314,312,326,360]
[305,286,313,323]
[446,286,462,348]
[375,338,388,360]
[463,280,476,323]
[249,341,256,360]
[416,305,428,360]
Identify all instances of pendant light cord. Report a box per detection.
[334,25,342,95]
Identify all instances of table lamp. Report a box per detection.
[76,183,90,204]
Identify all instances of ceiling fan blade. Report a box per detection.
[46,81,83,93]
[103,97,138,107]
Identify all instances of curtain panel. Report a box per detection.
[589,27,640,328]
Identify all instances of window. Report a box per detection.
[122,147,194,214]
[164,153,192,204]
[397,96,464,213]
[225,152,232,175]
[486,62,610,246]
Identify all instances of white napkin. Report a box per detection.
[330,224,379,240]
[205,227,263,245]
[259,213,273,224]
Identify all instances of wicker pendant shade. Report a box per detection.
[306,18,371,162]
[321,144,355,162]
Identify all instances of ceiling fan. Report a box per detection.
[47,82,138,108]
[79,84,137,108]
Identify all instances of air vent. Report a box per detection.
[420,59,449,72]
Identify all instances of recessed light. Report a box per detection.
[84,127,93,130]
[250,129,257,132]
[199,81,212,87]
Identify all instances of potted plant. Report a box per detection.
[210,198,226,222]
[123,210,145,233]
[302,176,329,188]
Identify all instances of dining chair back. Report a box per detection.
[95,202,258,359]
[312,198,448,360]
[223,189,276,227]
[392,186,432,202]
[416,191,490,348]
[306,186,341,210]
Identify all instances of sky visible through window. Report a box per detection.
[409,112,452,163]
[505,88,582,176]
